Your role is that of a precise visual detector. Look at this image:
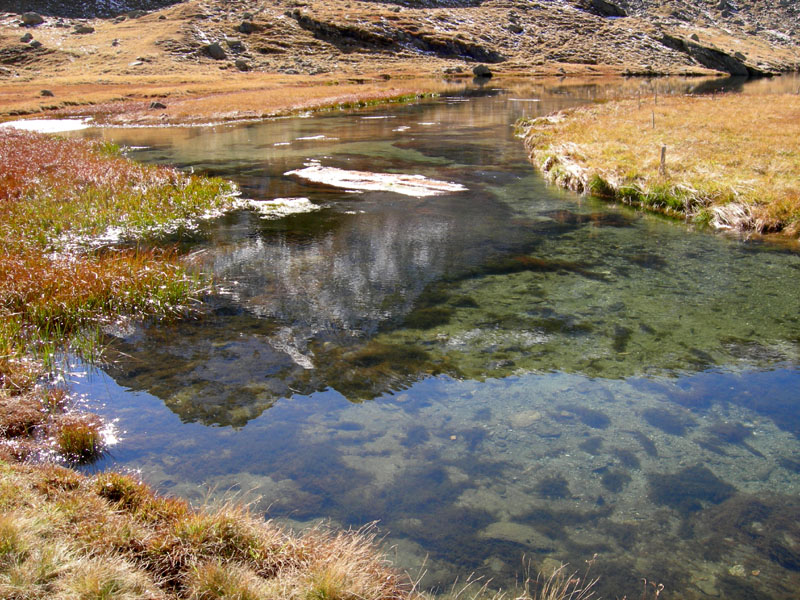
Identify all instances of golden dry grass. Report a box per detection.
[0,461,412,600]
[522,92,800,237]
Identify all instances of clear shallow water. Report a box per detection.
[73,78,800,599]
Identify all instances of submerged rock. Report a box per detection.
[244,197,321,219]
[285,165,467,198]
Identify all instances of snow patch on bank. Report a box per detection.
[243,197,322,219]
[0,118,93,133]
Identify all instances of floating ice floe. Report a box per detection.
[285,165,467,198]
[393,126,411,132]
[509,98,541,102]
[0,118,93,133]
[243,197,321,219]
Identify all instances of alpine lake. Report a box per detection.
[71,76,800,599]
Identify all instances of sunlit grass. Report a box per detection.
[0,129,235,247]
[0,462,412,600]
[0,246,201,361]
[521,92,800,237]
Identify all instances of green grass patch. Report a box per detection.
[0,128,238,362]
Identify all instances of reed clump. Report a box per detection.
[520,92,800,237]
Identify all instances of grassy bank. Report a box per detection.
[520,92,800,238]
[0,75,458,127]
[0,127,238,462]
[0,460,412,600]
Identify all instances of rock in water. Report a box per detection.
[472,64,493,78]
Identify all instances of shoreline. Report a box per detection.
[0,69,727,129]
[0,128,428,598]
[519,91,800,241]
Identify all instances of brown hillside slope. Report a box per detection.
[0,0,798,124]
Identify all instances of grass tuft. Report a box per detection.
[53,415,103,464]
[185,560,265,600]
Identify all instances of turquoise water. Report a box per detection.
[73,77,800,599]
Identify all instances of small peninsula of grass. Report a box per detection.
[520,92,800,238]
[0,128,236,362]
[0,127,240,461]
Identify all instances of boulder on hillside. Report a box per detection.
[204,42,227,60]
[592,0,626,17]
[238,21,261,34]
[20,32,33,43]
[22,12,44,26]
[225,38,244,51]
[73,25,95,34]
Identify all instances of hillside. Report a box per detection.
[0,0,798,123]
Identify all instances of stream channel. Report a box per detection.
[73,77,800,599]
